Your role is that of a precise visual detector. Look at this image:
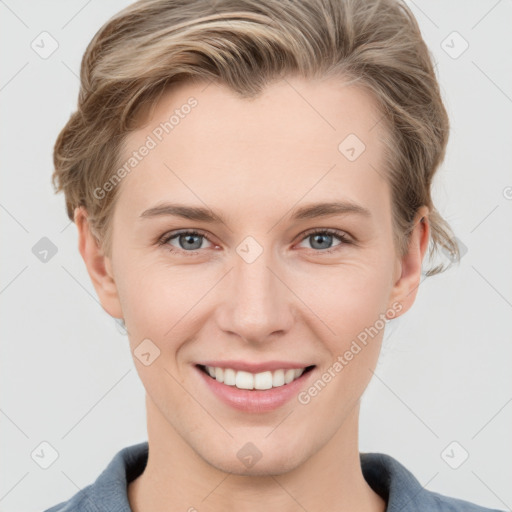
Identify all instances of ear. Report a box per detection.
[387,206,430,318]
[74,206,123,319]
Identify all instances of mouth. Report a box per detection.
[195,362,317,412]
[196,364,316,391]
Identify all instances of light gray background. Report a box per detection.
[1,1,511,511]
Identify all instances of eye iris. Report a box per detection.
[311,233,332,250]
[180,233,202,250]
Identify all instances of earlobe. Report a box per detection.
[74,207,124,319]
[388,206,430,317]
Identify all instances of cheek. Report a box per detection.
[298,260,394,346]
[298,266,393,411]
[117,260,216,355]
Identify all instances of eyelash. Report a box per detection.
[157,228,353,257]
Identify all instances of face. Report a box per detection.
[79,75,428,476]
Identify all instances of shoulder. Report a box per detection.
[42,442,149,512]
[427,489,506,512]
[360,452,505,512]
[43,491,93,512]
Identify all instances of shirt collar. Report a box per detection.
[81,442,462,511]
[360,451,434,510]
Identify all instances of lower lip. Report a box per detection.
[195,365,316,413]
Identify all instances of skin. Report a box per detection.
[75,75,429,512]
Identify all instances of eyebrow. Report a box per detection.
[139,201,371,223]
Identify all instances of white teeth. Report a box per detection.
[223,368,236,386]
[235,371,254,390]
[284,369,295,384]
[294,368,305,379]
[272,369,285,387]
[254,371,273,390]
[204,365,309,390]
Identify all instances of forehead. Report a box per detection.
[115,76,388,221]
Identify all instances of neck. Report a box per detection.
[128,397,386,512]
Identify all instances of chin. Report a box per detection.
[199,444,305,477]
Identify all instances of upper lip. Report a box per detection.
[197,360,315,373]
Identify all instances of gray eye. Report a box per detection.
[297,230,345,251]
[166,231,211,251]
[309,232,335,250]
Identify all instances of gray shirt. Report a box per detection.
[43,441,505,511]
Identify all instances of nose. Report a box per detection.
[215,244,295,345]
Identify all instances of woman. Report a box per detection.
[45,0,504,510]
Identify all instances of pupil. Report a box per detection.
[183,234,200,249]
[313,233,331,249]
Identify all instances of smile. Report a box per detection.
[198,364,315,390]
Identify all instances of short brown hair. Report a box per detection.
[52,0,460,275]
